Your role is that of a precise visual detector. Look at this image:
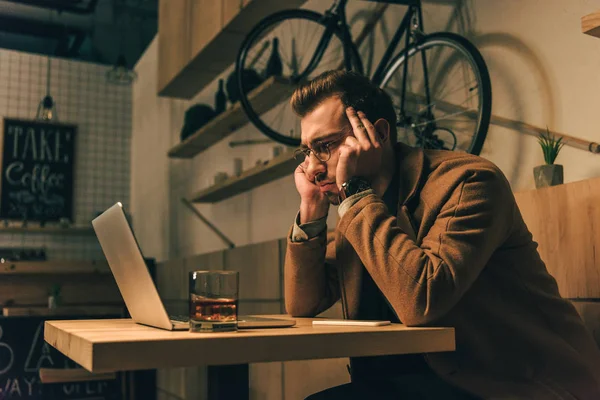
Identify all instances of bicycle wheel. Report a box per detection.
[236,9,362,147]
[380,32,492,155]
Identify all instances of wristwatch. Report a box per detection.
[339,176,371,202]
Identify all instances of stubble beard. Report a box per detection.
[324,190,340,206]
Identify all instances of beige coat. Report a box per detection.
[285,143,600,399]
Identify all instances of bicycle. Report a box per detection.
[234,0,492,155]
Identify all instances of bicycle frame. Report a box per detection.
[298,0,433,121]
[296,0,355,81]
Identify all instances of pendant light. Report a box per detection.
[106,9,137,86]
[36,54,57,121]
[37,10,58,121]
[106,53,137,85]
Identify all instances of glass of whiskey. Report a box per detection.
[189,270,239,332]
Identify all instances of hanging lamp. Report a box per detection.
[106,9,137,86]
[106,53,137,85]
[36,55,57,121]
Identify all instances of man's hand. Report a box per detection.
[294,164,329,224]
[336,107,383,189]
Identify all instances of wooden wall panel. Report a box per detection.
[184,250,225,274]
[156,367,187,400]
[250,361,283,400]
[156,258,185,302]
[514,176,600,299]
[279,238,287,311]
[183,250,225,299]
[283,358,350,399]
[224,239,281,300]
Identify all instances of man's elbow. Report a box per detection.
[398,306,448,327]
[285,298,318,317]
[401,314,432,327]
[285,294,338,317]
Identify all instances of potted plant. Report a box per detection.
[534,128,564,189]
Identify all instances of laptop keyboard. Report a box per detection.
[170,315,189,322]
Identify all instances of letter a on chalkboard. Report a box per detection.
[23,323,55,372]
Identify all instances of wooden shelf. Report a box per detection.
[0,225,94,235]
[0,260,110,275]
[39,368,117,384]
[582,11,600,37]
[3,305,123,317]
[190,151,298,203]
[158,0,307,99]
[168,76,295,159]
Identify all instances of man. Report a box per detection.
[284,70,600,399]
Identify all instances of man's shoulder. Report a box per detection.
[419,149,511,202]
[425,148,497,170]
[424,149,505,181]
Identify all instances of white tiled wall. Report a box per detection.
[0,49,131,260]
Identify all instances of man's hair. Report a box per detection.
[290,70,397,143]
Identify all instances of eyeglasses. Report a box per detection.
[293,136,346,163]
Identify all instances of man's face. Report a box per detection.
[299,96,350,205]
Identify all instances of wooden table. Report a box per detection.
[45,316,455,399]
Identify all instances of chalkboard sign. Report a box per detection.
[0,316,121,400]
[0,118,76,223]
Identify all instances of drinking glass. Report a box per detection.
[189,270,239,332]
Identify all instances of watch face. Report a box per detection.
[344,177,370,197]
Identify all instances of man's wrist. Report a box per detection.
[292,211,327,242]
[300,201,329,224]
[338,176,371,202]
[338,189,374,218]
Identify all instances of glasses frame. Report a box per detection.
[294,135,348,163]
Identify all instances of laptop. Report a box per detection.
[91,202,296,331]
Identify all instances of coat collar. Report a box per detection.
[394,143,426,207]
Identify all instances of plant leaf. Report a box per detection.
[538,128,564,164]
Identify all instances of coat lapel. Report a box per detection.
[395,142,426,208]
[395,143,426,241]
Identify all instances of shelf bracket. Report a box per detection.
[180,198,235,249]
